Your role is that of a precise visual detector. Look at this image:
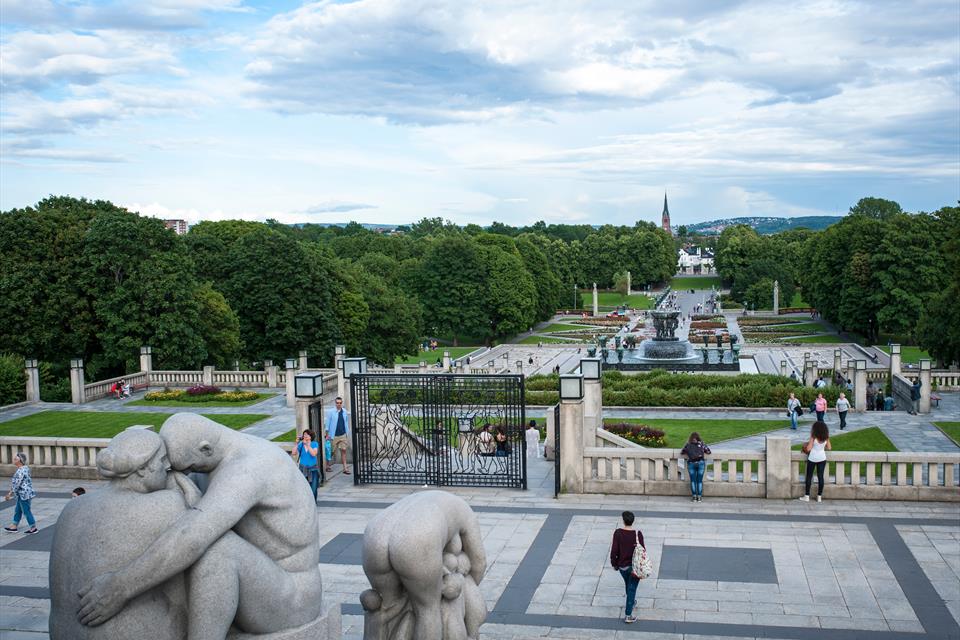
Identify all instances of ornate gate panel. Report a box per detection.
[553,403,561,498]
[350,374,527,489]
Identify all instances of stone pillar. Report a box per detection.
[285,360,296,408]
[139,346,153,379]
[233,359,240,371]
[266,365,279,388]
[773,280,779,315]
[592,282,599,316]
[443,350,451,371]
[804,359,817,388]
[582,379,602,446]
[780,360,788,377]
[335,345,346,401]
[852,360,867,412]
[544,407,556,460]
[833,349,842,379]
[919,359,932,414]
[295,398,312,437]
[559,398,585,494]
[419,361,428,374]
[24,359,40,403]
[202,365,214,386]
[765,436,792,499]
[69,359,85,405]
[889,343,902,377]
[299,350,309,371]
[626,271,632,296]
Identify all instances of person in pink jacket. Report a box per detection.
[814,393,827,422]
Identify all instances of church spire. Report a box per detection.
[661,191,671,234]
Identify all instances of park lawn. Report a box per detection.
[792,427,906,477]
[127,393,276,408]
[781,335,846,344]
[878,345,930,365]
[670,276,722,289]
[272,428,297,442]
[541,322,596,332]
[580,292,654,310]
[602,417,792,448]
[394,346,480,365]
[764,322,830,333]
[0,410,268,438]
[933,422,960,447]
[519,335,586,344]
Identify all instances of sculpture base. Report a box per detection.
[227,603,341,640]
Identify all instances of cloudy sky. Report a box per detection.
[1,0,957,226]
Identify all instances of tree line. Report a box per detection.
[0,197,676,395]
[713,197,959,366]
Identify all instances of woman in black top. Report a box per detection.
[680,432,711,502]
[494,426,510,457]
[610,511,645,623]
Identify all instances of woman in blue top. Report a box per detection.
[296,430,321,502]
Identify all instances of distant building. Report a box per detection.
[661,192,672,235]
[163,219,188,235]
[677,245,714,274]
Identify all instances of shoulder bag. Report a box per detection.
[631,531,653,579]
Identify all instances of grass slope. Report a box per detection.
[580,292,655,310]
[0,411,268,438]
[878,345,931,365]
[603,417,792,448]
[394,347,480,365]
[933,422,960,447]
[670,276,723,289]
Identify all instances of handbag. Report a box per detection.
[631,531,653,580]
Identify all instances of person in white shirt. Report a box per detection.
[835,393,850,430]
[799,421,831,503]
[524,420,541,458]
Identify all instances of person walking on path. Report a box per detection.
[295,429,322,501]
[325,396,351,475]
[835,393,850,430]
[4,453,38,534]
[866,382,876,411]
[875,388,886,412]
[787,393,801,430]
[680,432,711,501]
[910,379,922,415]
[814,393,827,422]
[525,420,541,458]
[610,511,645,624]
[799,421,831,503]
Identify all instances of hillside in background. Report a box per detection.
[685,215,843,235]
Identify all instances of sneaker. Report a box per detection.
[23,528,38,534]
[624,615,637,623]
[691,496,697,502]
[697,496,702,502]
[816,496,822,503]
[3,526,17,533]
[798,495,810,502]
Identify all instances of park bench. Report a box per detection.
[930,393,941,408]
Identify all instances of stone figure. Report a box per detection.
[73,414,326,639]
[360,491,487,640]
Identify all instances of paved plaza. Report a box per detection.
[2,455,959,640]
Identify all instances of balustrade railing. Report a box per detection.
[789,451,958,499]
[84,372,148,401]
[150,370,204,386]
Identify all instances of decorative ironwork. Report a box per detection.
[553,403,561,498]
[350,374,526,489]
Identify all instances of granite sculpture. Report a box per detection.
[360,491,487,640]
[51,413,337,640]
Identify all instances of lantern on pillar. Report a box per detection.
[559,374,584,400]
[342,357,367,379]
[294,372,324,398]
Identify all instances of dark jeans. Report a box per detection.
[299,465,321,500]
[838,411,847,430]
[804,460,826,496]
[12,497,36,527]
[619,568,640,616]
[815,410,825,422]
[687,459,705,497]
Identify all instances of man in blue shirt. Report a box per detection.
[325,397,350,475]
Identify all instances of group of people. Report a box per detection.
[786,391,851,430]
[292,396,352,502]
[475,423,512,457]
[110,379,131,399]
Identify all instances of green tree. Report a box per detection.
[849,197,903,220]
[915,206,960,365]
[194,283,243,368]
[417,237,490,344]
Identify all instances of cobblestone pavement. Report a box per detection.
[2,455,958,640]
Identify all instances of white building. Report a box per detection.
[677,246,714,274]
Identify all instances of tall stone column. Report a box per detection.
[582,379,602,448]
[285,359,297,408]
[24,359,40,403]
[851,360,867,412]
[335,345,346,400]
[833,349,842,379]
[919,359,932,414]
[804,359,817,388]
[266,365,278,388]
[626,271,632,296]
[559,398,585,494]
[298,350,309,371]
[69,358,86,405]
[773,280,779,315]
[139,346,153,385]
[443,350,451,371]
[889,343,902,377]
[544,407,556,460]
[765,436,792,499]
[592,282,599,316]
[202,365,214,386]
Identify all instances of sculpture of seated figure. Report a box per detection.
[50,428,193,640]
[74,414,325,640]
[360,491,487,640]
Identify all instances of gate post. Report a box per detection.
[285,358,297,408]
[544,407,556,460]
[765,436,792,499]
[24,359,40,403]
[69,358,85,405]
[919,359,932,414]
[335,344,346,401]
[558,374,585,494]
[580,358,603,446]
[851,360,867,412]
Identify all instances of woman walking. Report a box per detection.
[295,430,321,502]
[799,421,831,503]
[835,393,850,430]
[610,511,645,623]
[787,392,801,430]
[814,393,827,422]
[4,453,38,534]
[680,432,711,501]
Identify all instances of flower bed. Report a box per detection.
[777,307,815,315]
[569,317,630,327]
[604,423,667,447]
[742,331,805,341]
[689,321,726,330]
[692,315,724,322]
[737,317,804,326]
[144,387,261,403]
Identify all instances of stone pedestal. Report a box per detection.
[139,346,153,384]
[765,436,792,499]
[295,397,313,437]
[919,359,932,414]
[851,360,867,412]
[25,360,40,403]
[203,365,215,386]
[833,349,842,378]
[443,351,451,371]
[335,345,346,401]
[559,399,584,494]
[227,601,341,640]
[419,361,428,374]
[299,350,309,371]
[582,379,602,447]
[889,344,902,377]
[780,360,788,378]
[69,359,85,405]
[266,365,279,388]
[803,360,817,388]
[544,406,556,460]
[285,364,296,408]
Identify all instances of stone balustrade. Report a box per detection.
[150,370,204,386]
[211,370,269,387]
[789,451,958,500]
[84,372,149,401]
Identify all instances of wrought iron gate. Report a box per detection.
[350,373,527,489]
[553,403,561,497]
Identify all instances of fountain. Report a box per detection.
[633,310,699,363]
[603,309,739,371]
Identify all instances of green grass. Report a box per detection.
[764,322,829,333]
[603,418,792,448]
[933,423,960,447]
[272,428,297,442]
[792,427,905,477]
[580,292,654,310]
[127,393,276,408]
[878,345,930,365]
[0,411,268,438]
[670,276,722,289]
[394,347,480,365]
[780,334,846,344]
[540,322,596,332]
[518,335,586,344]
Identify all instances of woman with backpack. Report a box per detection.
[680,432,711,502]
[610,511,645,623]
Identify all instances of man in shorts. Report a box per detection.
[325,396,351,475]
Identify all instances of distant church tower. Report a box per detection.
[661,192,672,234]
